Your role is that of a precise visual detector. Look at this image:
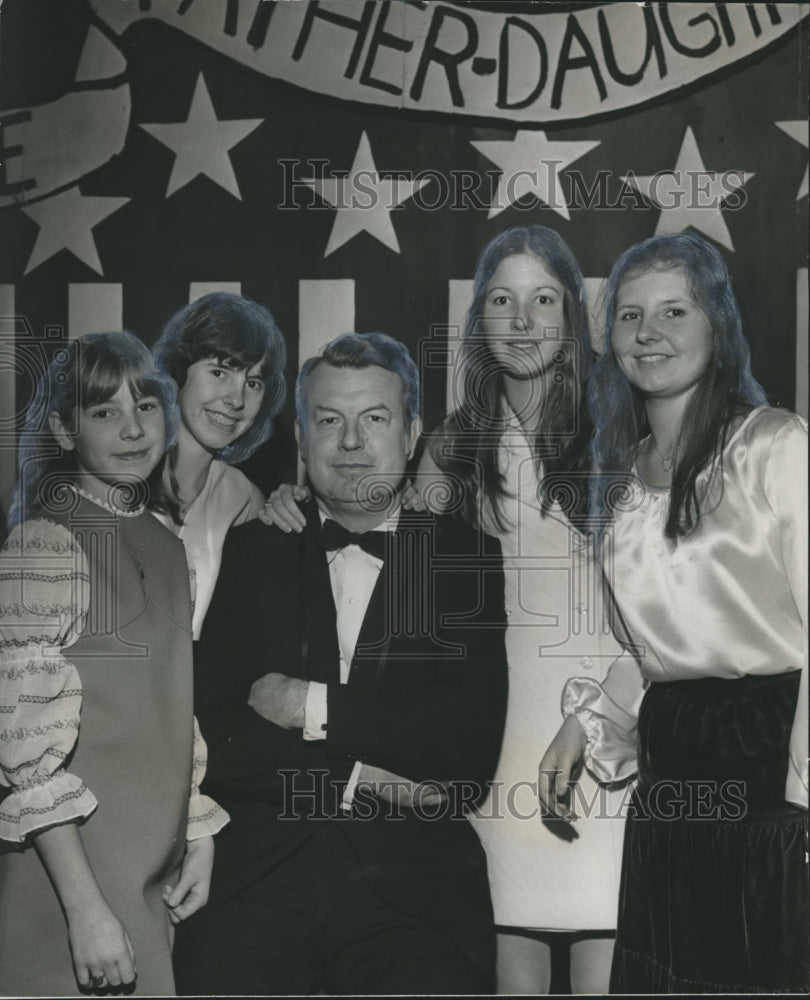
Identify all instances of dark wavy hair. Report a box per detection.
[153,292,287,465]
[588,231,767,540]
[296,332,420,431]
[428,225,593,531]
[8,331,178,530]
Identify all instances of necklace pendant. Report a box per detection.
[660,456,674,472]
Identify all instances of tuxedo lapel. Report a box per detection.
[349,511,433,686]
[300,505,341,685]
[348,555,391,686]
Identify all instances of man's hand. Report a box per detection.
[248,673,308,729]
[356,763,447,810]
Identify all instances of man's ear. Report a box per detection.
[48,412,76,452]
[406,417,422,460]
[294,421,307,462]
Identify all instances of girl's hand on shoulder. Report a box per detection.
[258,483,310,532]
[67,898,136,990]
[401,478,427,512]
[162,835,215,924]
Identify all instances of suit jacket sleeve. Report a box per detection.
[193,522,351,805]
[325,526,508,788]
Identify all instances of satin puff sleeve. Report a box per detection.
[0,520,98,842]
[186,715,229,840]
[561,650,646,784]
[764,415,809,809]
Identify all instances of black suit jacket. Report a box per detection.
[195,502,508,944]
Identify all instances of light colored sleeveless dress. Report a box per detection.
[469,416,627,930]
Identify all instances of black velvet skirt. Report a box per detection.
[610,671,809,994]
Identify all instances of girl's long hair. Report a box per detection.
[9,331,178,530]
[588,231,767,540]
[429,225,593,530]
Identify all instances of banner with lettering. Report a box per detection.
[85,0,805,124]
[0,0,807,504]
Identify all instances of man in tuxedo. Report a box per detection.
[173,333,508,995]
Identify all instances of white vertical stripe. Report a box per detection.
[68,283,123,339]
[298,280,355,369]
[584,277,607,352]
[297,279,355,481]
[796,268,808,419]
[446,279,473,414]
[0,286,16,513]
[189,281,242,302]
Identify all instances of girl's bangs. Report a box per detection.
[78,351,128,408]
[78,345,163,408]
[191,325,270,373]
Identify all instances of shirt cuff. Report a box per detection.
[304,681,328,741]
[341,761,365,812]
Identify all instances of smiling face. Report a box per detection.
[611,267,714,404]
[480,253,568,380]
[49,382,165,495]
[296,363,420,528]
[178,357,265,454]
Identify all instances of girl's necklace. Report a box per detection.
[651,438,674,472]
[71,483,145,516]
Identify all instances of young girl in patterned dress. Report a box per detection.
[0,331,228,996]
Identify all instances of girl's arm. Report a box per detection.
[0,519,136,987]
[163,717,229,922]
[0,520,98,839]
[539,650,644,819]
[764,416,808,808]
[257,483,310,532]
[33,824,136,988]
[162,835,214,925]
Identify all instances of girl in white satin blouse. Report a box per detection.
[541,231,807,994]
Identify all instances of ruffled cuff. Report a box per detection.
[186,792,229,840]
[0,771,98,843]
[562,676,638,784]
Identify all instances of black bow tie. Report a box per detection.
[320,518,389,560]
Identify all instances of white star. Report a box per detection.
[775,121,809,200]
[21,186,129,275]
[304,131,431,256]
[140,73,262,199]
[471,130,600,221]
[622,127,753,252]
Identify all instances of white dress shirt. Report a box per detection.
[304,506,400,808]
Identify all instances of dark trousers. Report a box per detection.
[173,821,492,995]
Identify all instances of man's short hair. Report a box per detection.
[295,333,420,429]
